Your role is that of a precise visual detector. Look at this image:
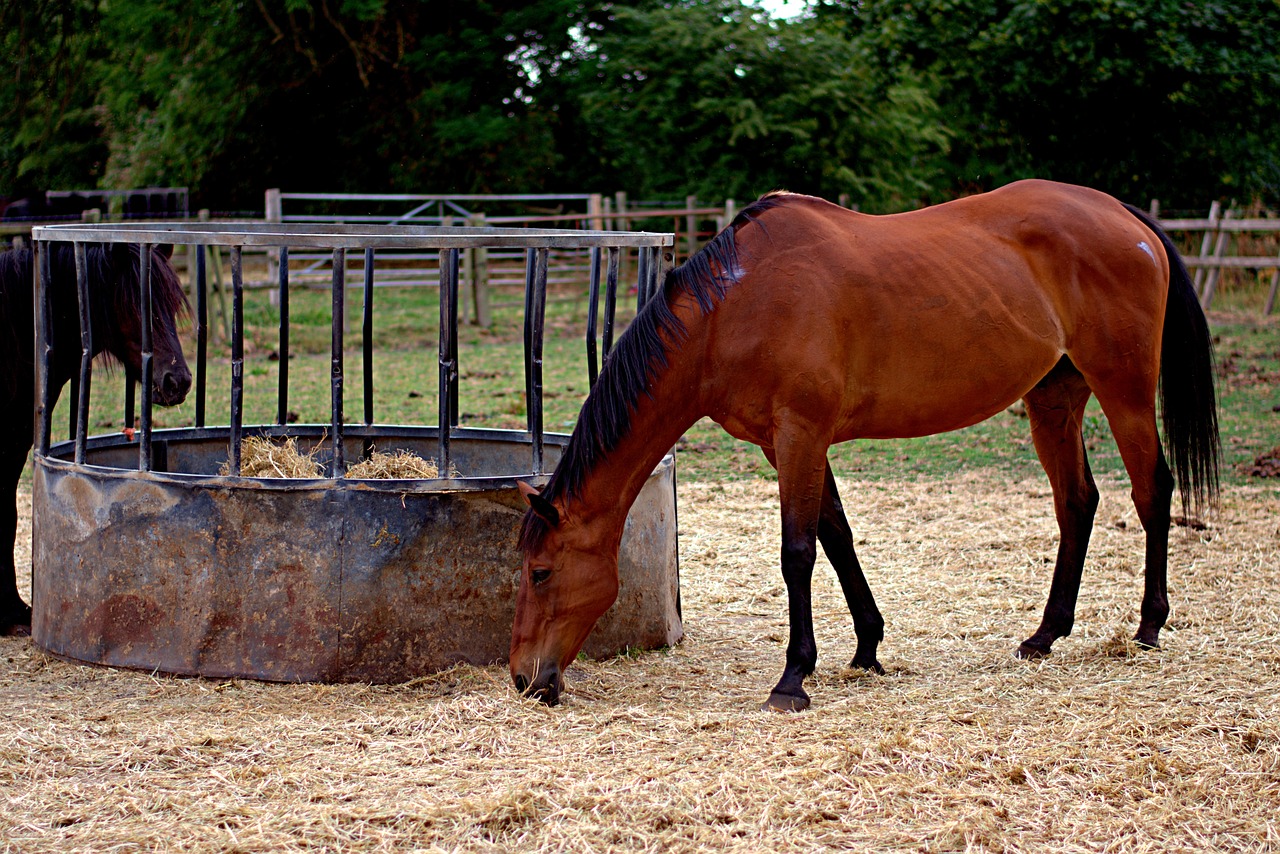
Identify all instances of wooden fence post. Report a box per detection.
[1266,249,1280,316]
[685,195,698,260]
[588,194,604,232]
[265,188,282,285]
[1200,209,1232,310]
[468,212,491,328]
[719,199,737,232]
[200,209,231,342]
[1193,200,1221,296]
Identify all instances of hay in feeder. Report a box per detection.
[218,435,325,478]
[346,448,461,479]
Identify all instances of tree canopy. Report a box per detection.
[2,0,1276,213]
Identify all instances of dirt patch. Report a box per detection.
[1242,445,1280,478]
[4,474,1278,852]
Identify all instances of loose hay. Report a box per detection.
[219,438,460,479]
[218,435,325,478]
[4,473,1278,852]
[347,448,460,479]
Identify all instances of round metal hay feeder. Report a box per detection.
[29,221,681,682]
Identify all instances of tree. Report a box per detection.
[551,0,950,209]
[820,0,1280,206]
[0,0,108,200]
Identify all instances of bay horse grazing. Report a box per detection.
[511,179,1219,711]
[0,242,192,635]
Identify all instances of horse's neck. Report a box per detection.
[569,333,704,544]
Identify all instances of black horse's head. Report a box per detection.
[98,243,192,406]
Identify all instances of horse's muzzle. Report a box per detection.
[156,366,193,407]
[514,667,561,706]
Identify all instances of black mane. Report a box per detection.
[0,243,188,396]
[519,192,790,552]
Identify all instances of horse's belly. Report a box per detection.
[837,344,1060,440]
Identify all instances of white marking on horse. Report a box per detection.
[1137,240,1156,263]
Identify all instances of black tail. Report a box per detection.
[1124,203,1221,518]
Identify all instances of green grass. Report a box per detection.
[41,280,1280,493]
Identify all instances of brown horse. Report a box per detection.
[0,242,191,635]
[512,180,1219,711]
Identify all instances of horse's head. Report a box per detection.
[101,243,192,407]
[510,482,620,705]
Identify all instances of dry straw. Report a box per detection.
[218,436,460,479]
[4,473,1278,852]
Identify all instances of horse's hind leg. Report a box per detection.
[818,461,884,673]
[1017,359,1099,658]
[1089,392,1175,650]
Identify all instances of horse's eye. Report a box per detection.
[531,568,552,586]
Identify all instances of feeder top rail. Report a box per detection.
[32,221,674,251]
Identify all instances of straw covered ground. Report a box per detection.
[2,472,1278,852]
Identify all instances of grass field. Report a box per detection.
[40,277,1280,488]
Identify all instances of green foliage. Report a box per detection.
[825,0,1280,206]
[96,0,262,192]
[0,0,108,195]
[3,0,1276,211]
[554,0,950,208]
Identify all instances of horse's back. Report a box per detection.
[704,181,1171,442]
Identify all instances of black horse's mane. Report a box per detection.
[519,192,790,551]
[0,243,188,394]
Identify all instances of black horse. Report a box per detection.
[0,242,192,635]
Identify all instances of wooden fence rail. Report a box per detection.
[1153,200,1280,314]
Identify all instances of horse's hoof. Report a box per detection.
[0,603,32,637]
[762,691,810,713]
[1132,634,1161,651]
[1,620,31,638]
[1015,640,1051,660]
[848,657,885,675]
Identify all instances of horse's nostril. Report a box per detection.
[513,674,530,693]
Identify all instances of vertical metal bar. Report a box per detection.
[448,248,460,429]
[438,248,459,473]
[277,246,290,425]
[330,248,346,476]
[228,247,245,475]
[34,241,52,457]
[73,243,92,465]
[138,243,154,472]
[529,248,549,473]
[603,247,620,361]
[124,379,135,437]
[362,247,374,427]
[636,244,651,309]
[648,246,662,305]
[586,247,602,387]
[523,247,535,432]
[195,243,208,428]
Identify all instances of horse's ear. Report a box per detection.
[157,243,174,260]
[518,481,559,527]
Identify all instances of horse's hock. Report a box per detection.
[29,222,682,682]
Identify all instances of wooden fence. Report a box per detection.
[258,190,741,328]
[1150,201,1280,315]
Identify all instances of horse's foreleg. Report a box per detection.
[1018,364,1098,659]
[762,436,830,713]
[818,461,884,673]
